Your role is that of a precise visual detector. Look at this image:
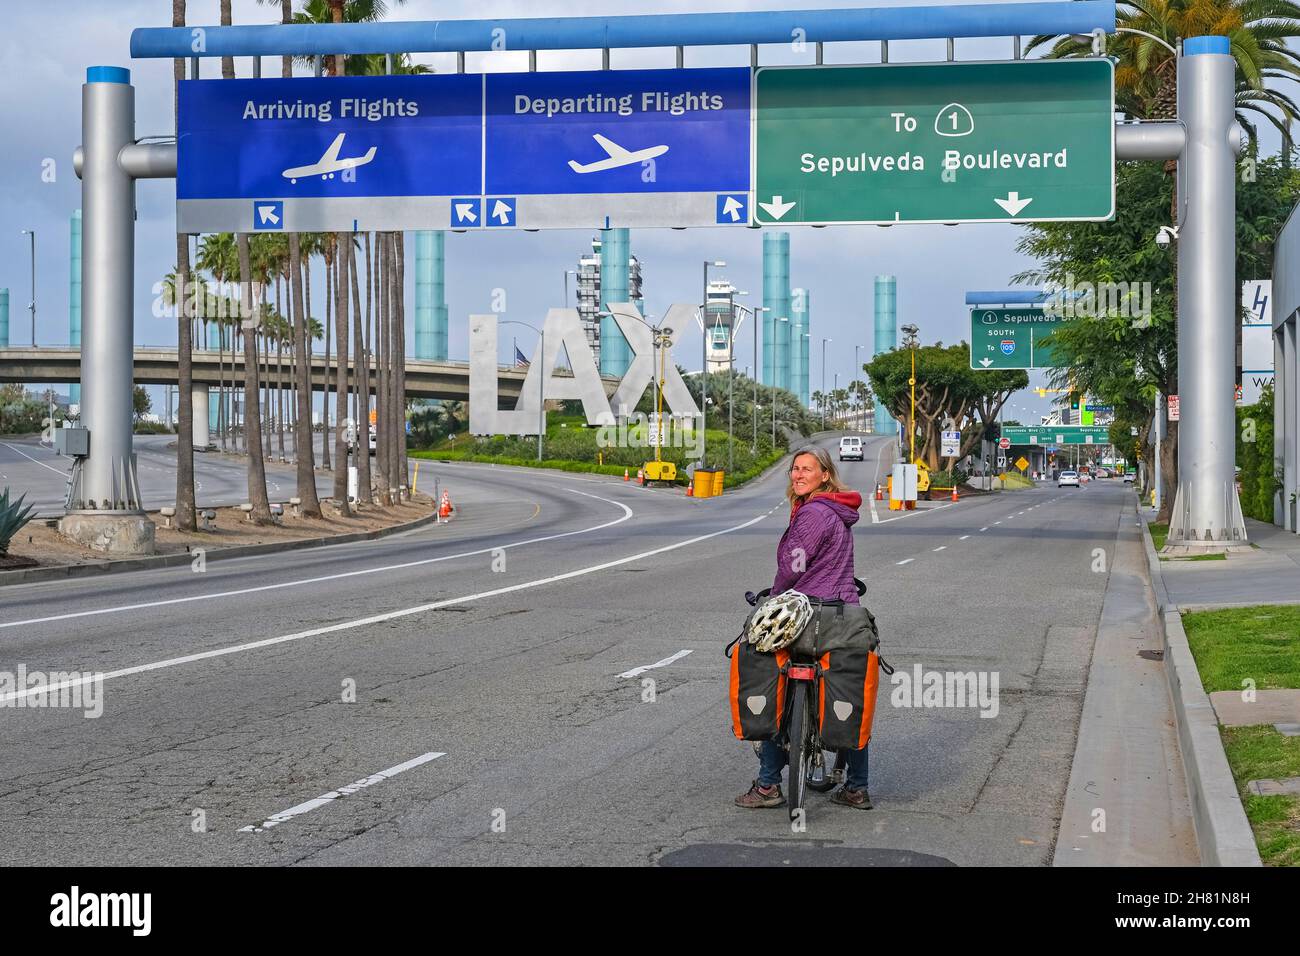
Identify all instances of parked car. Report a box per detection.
[1123,472,1136,484]
[1058,470,1080,488]
[838,435,864,461]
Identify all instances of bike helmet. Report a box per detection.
[747,590,813,653]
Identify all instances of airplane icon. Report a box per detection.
[567,133,668,174]
[282,133,377,184]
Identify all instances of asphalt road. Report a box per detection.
[0,434,333,515]
[0,435,1138,866]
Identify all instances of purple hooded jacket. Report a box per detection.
[772,490,862,605]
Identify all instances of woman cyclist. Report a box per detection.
[735,445,872,810]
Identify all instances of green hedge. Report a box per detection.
[1236,386,1279,523]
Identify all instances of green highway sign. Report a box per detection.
[969,307,1075,369]
[1003,425,1111,446]
[754,59,1114,226]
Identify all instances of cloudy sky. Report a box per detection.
[1,0,1147,420]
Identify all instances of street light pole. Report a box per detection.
[20,229,35,347]
[821,337,831,431]
[701,260,725,465]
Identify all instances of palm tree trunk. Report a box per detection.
[350,237,372,504]
[280,1,292,78]
[333,235,351,513]
[394,232,408,496]
[238,234,272,522]
[172,0,197,531]
[220,0,234,79]
[321,247,333,471]
[289,233,322,517]
[375,234,390,502]
[276,334,286,461]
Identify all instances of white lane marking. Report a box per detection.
[959,535,970,540]
[867,436,895,525]
[618,648,693,679]
[932,546,947,552]
[1,488,633,632]
[0,442,68,477]
[874,501,956,524]
[979,527,988,532]
[0,506,780,705]
[896,558,914,565]
[238,751,445,833]
[994,521,1002,525]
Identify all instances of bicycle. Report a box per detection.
[744,581,863,821]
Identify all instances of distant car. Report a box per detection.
[1095,467,1110,479]
[368,427,377,454]
[1123,472,1136,484]
[1059,470,1080,488]
[838,436,864,461]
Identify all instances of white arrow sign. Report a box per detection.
[759,195,797,220]
[454,202,478,224]
[257,205,280,226]
[721,196,744,222]
[993,192,1033,217]
[491,199,513,224]
[979,357,994,368]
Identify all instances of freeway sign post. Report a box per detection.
[969,306,1074,369]
[1002,425,1110,446]
[753,59,1114,226]
[177,68,752,233]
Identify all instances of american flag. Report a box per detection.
[514,345,530,368]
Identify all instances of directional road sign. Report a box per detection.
[1003,425,1110,446]
[754,59,1114,226]
[484,67,751,229]
[178,68,752,232]
[178,75,482,233]
[969,306,1075,369]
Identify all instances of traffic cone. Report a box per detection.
[686,479,694,497]
[951,486,959,502]
[637,469,645,486]
[875,483,883,501]
[624,468,629,481]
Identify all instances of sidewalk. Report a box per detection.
[1154,514,1300,610]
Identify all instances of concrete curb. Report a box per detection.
[0,506,443,589]
[1138,510,1262,867]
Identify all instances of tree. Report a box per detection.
[1015,153,1300,519]
[289,232,323,517]
[171,0,197,531]
[1029,0,1300,142]
[865,344,1027,469]
[132,386,152,423]
[237,232,273,523]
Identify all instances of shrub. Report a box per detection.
[0,487,36,554]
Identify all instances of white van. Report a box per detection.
[838,436,864,461]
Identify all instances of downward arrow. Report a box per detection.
[759,195,797,220]
[721,196,743,222]
[994,191,1033,217]
[491,199,513,223]
[454,202,478,224]
[979,358,994,368]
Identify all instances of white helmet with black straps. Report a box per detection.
[747,589,813,653]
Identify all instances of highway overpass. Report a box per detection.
[0,346,548,402]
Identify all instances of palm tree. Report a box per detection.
[333,234,353,514]
[197,233,238,450]
[171,0,197,531]
[237,233,273,523]
[349,234,373,504]
[1028,0,1300,142]
[289,232,323,517]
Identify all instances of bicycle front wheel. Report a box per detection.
[787,681,808,819]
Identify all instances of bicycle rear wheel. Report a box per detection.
[787,682,808,819]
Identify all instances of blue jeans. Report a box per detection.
[758,740,869,791]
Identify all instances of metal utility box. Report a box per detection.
[54,427,90,457]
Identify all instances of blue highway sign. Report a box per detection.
[178,68,753,232]
[178,75,482,233]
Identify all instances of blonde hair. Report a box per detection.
[786,446,848,507]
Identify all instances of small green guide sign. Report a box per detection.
[754,59,1114,226]
[969,306,1075,370]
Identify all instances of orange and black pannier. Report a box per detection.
[727,638,790,741]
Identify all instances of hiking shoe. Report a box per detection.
[735,780,785,808]
[831,786,873,809]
